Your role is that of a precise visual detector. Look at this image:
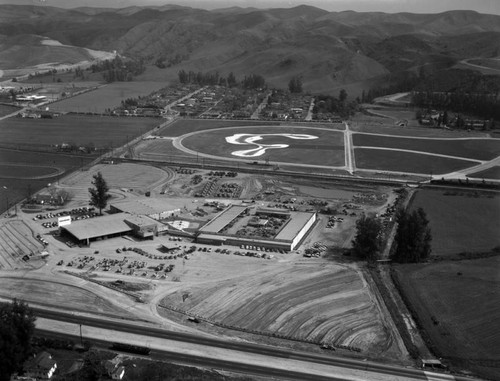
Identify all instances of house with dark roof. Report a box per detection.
[24,351,57,380]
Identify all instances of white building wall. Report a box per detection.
[290,213,316,250]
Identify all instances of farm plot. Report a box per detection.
[159,264,401,357]
[353,134,500,161]
[350,122,489,139]
[180,127,345,167]
[393,258,500,381]
[0,114,160,149]
[409,189,500,256]
[48,81,169,113]
[467,166,500,180]
[0,104,20,117]
[354,148,478,174]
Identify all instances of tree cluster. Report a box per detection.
[91,56,145,83]
[313,89,358,119]
[0,300,36,381]
[351,214,382,261]
[411,90,500,121]
[391,208,432,263]
[178,70,223,86]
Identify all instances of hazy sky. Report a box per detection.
[3,0,500,15]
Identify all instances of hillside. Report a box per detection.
[1,4,499,93]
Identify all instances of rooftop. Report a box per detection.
[111,198,180,215]
[199,205,247,233]
[62,213,132,240]
[275,212,316,242]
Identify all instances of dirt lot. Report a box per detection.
[393,258,500,380]
[0,159,406,362]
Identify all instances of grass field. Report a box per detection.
[0,104,20,117]
[393,259,500,380]
[158,119,282,137]
[0,148,93,214]
[467,166,500,180]
[354,148,477,174]
[350,122,490,139]
[160,264,401,358]
[0,114,160,148]
[48,81,169,113]
[180,126,345,167]
[353,134,500,161]
[409,189,500,256]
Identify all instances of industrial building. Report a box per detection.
[110,198,181,220]
[60,213,158,246]
[197,205,316,251]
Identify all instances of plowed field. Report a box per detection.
[160,264,401,357]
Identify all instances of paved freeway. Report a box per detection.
[34,308,481,381]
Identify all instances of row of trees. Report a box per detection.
[411,90,500,121]
[178,70,239,87]
[351,208,432,263]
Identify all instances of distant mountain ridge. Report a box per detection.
[1,4,499,93]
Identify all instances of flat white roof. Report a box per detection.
[62,213,132,240]
[275,212,315,241]
[199,205,247,233]
[111,198,180,215]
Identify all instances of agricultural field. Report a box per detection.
[0,114,160,148]
[159,263,403,359]
[0,104,20,117]
[48,81,169,113]
[353,134,500,161]
[393,258,500,381]
[350,122,490,138]
[467,166,500,180]
[180,126,345,167]
[409,189,500,256]
[354,148,477,175]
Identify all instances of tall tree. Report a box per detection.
[288,76,303,93]
[392,208,432,263]
[0,299,36,381]
[351,214,382,261]
[89,172,111,215]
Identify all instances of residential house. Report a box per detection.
[24,351,57,380]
